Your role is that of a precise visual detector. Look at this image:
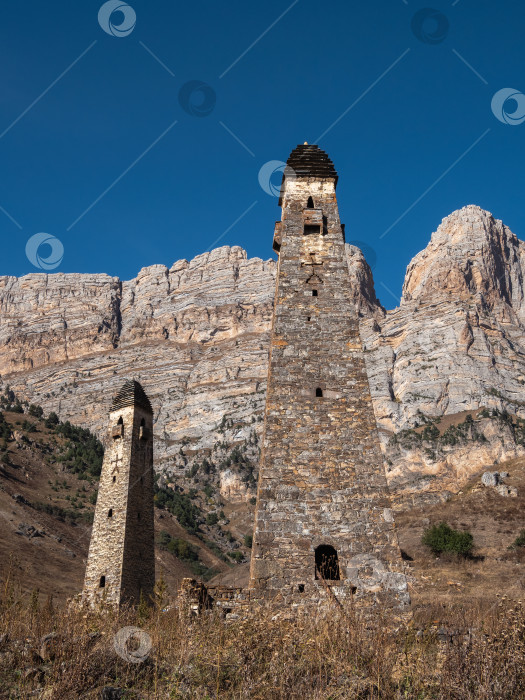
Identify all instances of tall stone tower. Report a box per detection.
[249,144,409,611]
[83,380,155,606]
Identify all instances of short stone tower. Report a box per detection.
[83,380,155,606]
[249,144,409,611]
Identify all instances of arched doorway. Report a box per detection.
[315,544,340,580]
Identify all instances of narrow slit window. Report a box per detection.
[312,289,318,297]
[315,388,323,397]
[108,508,113,518]
[99,575,106,588]
[112,475,116,483]
[307,196,314,208]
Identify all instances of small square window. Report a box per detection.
[304,224,321,235]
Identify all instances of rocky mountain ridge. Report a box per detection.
[2,205,525,503]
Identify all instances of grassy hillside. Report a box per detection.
[0,389,249,602]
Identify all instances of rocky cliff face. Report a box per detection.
[360,206,525,500]
[361,206,525,431]
[2,206,525,502]
[0,246,276,475]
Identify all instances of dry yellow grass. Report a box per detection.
[1,558,525,699]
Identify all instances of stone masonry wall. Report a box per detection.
[249,165,409,612]
[83,401,154,606]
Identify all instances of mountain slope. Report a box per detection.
[2,207,525,507]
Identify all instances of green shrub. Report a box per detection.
[28,404,43,418]
[511,530,525,549]
[228,551,244,562]
[154,485,202,533]
[156,530,199,561]
[54,421,103,479]
[206,512,219,526]
[203,484,214,498]
[422,522,473,557]
[244,534,253,548]
[45,412,59,428]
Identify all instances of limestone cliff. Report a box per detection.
[0,246,276,476]
[2,207,525,503]
[361,205,525,500]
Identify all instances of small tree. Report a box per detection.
[28,404,44,419]
[45,412,59,429]
[206,512,219,527]
[422,522,473,557]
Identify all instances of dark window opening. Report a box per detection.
[108,508,113,518]
[312,289,318,297]
[304,224,321,235]
[139,417,148,441]
[315,388,323,397]
[113,415,124,439]
[140,476,144,485]
[307,196,314,208]
[298,584,305,593]
[112,475,116,483]
[306,316,311,322]
[315,544,340,581]
[137,512,141,521]
[99,575,106,588]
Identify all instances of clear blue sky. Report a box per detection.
[1,0,524,306]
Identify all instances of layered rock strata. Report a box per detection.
[2,206,525,501]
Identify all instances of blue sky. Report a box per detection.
[1,0,524,307]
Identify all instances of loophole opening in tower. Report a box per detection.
[315,544,340,580]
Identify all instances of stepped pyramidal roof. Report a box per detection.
[111,379,152,414]
[285,143,339,184]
